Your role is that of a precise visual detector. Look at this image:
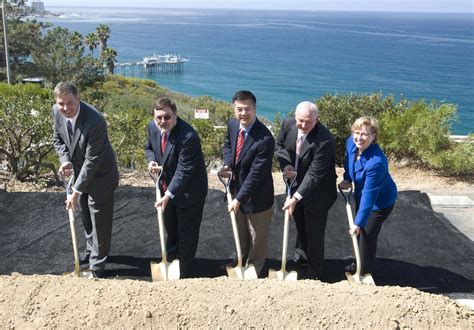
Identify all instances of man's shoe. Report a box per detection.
[219,259,237,272]
[344,263,356,274]
[91,270,105,278]
[79,250,91,265]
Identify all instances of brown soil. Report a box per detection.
[1,166,473,328]
[1,274,472,328]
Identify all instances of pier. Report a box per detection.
[115,54,189,76]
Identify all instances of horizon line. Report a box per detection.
[44,5,472,14]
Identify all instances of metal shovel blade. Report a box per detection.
[345,272,375,285]
[226,264,258,280]
[63,269,93,279]
[268,268,298,281]
[150,259,180,282]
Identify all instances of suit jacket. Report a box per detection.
[145,117,208,208]
[343,136,397,227]
[223,118,274,214]
[275,117,337,210]
[52,101,119,200]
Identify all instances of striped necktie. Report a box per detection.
[235,128,245,162]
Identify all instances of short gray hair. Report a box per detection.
[54,82,78,98]
[295,101,319,117]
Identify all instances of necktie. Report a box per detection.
[161,132,167,155]
[66,120,73,141]
[235,128,245,162]
[161,133,168,191]
[295,135,303,171]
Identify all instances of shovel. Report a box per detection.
[218,172,258,280]
[268,175,298,281]
[63,175,92,278]
[339,186,375,285]
[150,168,180,281]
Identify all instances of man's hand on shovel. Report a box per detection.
[155,194,170,212]
[66,191,80,212]
[281,170,298,216]
[282,196,297,216]
[228,199,241,213]
[59,162,79,212]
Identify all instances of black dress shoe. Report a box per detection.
[345,262,356,274]
[91,270,105,278]
[219,259,237,272]
[79,250,91,265]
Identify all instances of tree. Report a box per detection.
[84,32,98,56]
[70,31,83,50]
[96,24,110,58]
[0,1,49,82]
[0,82,58,181]
[101,47,117,75]
[31,26,103,89]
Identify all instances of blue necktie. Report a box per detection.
[67,120,73,140]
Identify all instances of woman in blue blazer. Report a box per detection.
[338,116,397,276]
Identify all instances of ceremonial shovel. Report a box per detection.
[339,186,375,285]
[63,175,92,278]
[150,168,180,281]
[218,172,258,280]
[268,175,298,281]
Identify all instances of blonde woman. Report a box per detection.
[338,116,397,276]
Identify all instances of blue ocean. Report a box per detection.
[43,7,473,134]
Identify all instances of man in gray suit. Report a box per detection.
[52,82,119,278]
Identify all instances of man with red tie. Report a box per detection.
[219,90,275,277]
[145,97,208,278]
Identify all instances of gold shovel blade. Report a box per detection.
[226,265,258,280]
[268,268,298,281]
[345,272,376,285]
[150,259,180,281]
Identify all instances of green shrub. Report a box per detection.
[190,119,226,171]
[0,83,58,180]
[379,101,455,164]
[106,108,149,170]
[317,93,408,165]
[422,135,474,176]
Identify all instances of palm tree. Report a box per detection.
[96,24,110,58]
[70,31,83,50]
[84,32,98,56]
[101,47,117,75]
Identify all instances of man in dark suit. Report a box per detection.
[52,82,119,278]
[145,97,207,278]
[275,101,337,280]
[219,90,274,277]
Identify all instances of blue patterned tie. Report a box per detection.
[67,120,73,140]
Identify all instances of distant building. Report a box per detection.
[30,1,45,14]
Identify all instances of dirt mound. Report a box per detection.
[0,274,472,328]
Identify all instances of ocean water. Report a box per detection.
[43,7,473,134]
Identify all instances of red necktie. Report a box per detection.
[235,128,245,162]
[161,133,168,190]
[161,133,167,155]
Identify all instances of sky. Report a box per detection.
[38,0,473,13]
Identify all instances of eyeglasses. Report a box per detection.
[154,115,173,121]
[353,131,372,138]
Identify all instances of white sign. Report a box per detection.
[194,109,209,119]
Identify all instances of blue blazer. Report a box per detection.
[343,137,397,227]
[222,118,274,214]
[145,117,208,208]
